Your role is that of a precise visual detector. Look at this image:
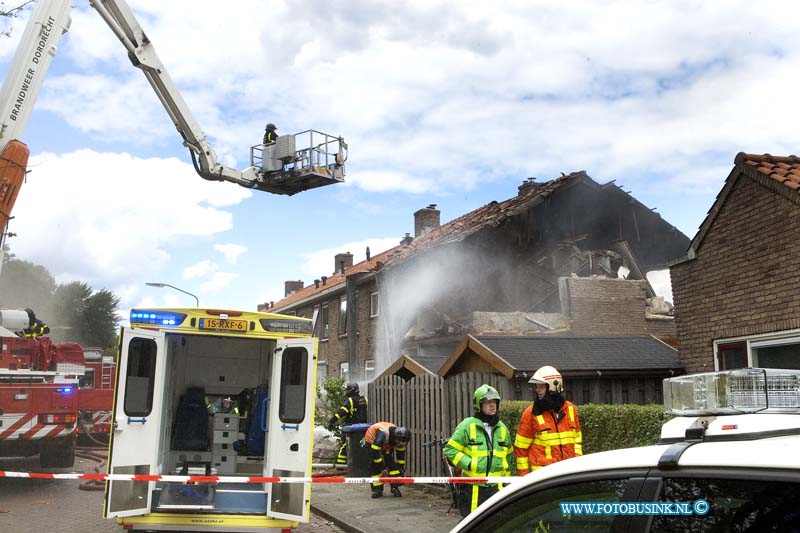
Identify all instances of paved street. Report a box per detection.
[0,453,343,533]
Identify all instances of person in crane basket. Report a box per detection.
[328,382,368,466]
[263,123,278,145]
[513,365,582,474]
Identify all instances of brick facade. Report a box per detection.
[565,277,676,340]
[284,278,381,381]
[671,174,800,373]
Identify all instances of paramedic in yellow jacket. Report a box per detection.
[514,366,582,475]
[445,384,511,516]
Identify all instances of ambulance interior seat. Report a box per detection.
[172,386,209,451]
[234,384,268,456]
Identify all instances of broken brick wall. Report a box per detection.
[564,277,675,340]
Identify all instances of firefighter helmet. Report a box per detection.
[345,382,359,396]
[394,426,411,444]
[529,365,563,394]
[265,123,277,131]
[473,384,501,412]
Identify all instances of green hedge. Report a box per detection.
[499,401,672,473]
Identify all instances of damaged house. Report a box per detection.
[263,171,690,390]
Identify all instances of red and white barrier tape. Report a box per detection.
[0,471,521,485]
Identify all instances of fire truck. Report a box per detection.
[77,347,116,436]
[0,309,84,468]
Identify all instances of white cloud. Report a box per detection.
[7,0,800,315]
[19,0,800,202]
[214,244,247,264]
[200,272,240,293]
[302,237,400,278]
[647,269,673,304]
[8,150,250,304]
[183,260,218,280]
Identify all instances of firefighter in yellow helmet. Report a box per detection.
[513,366,582,475]
[445,384,511,516]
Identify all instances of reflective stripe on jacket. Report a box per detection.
[445,417,511,486]
[364,421,405,467]
[333,395,368,424]
[513,401,582,475]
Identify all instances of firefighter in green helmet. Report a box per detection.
[445,384,511,517]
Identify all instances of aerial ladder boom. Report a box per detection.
[0,0,347,271]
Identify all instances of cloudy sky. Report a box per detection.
[1,0,798,317]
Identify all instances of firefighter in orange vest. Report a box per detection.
[513,366,582,475]
[364,421,411,498]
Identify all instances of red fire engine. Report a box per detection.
[0,309,84,467]
[77,347,116,436]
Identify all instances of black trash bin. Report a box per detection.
[342,423,371,477]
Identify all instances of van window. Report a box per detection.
[279,347,308,423]
[123,338,157,417]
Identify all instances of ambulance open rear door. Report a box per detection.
[105,328,167,519]
[264,337,317,522]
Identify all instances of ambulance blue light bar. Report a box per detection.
[130,309,188,327]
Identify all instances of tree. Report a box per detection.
[51,281,93,342]
[52,281,120,350]
[0,257,121,351]
[1,1,34,37]
[83,288,121,349]
[0,256,57,315]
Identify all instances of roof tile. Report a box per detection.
[268,172,587,311]
[475,335,681,371]
[735,152,800,193]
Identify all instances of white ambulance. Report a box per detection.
[105,307,318,532]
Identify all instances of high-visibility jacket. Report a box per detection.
[364,421,407,469]
[445,417,511,483]
[333,394,368,424]
[24,319,49,338]
[513,400,582,475]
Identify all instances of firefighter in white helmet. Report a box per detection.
[513,366,582,475]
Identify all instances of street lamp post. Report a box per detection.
[146,282,200,307]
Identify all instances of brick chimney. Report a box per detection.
[414,204,440,237]
[284,280,304,297]
[518,177,537,196]
[334,252,354,275]
[400,233,413,246]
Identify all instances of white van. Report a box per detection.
[105,307,317,532]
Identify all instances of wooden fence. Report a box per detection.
[367,372,511,477]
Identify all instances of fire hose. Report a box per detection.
[77,422,108,491]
